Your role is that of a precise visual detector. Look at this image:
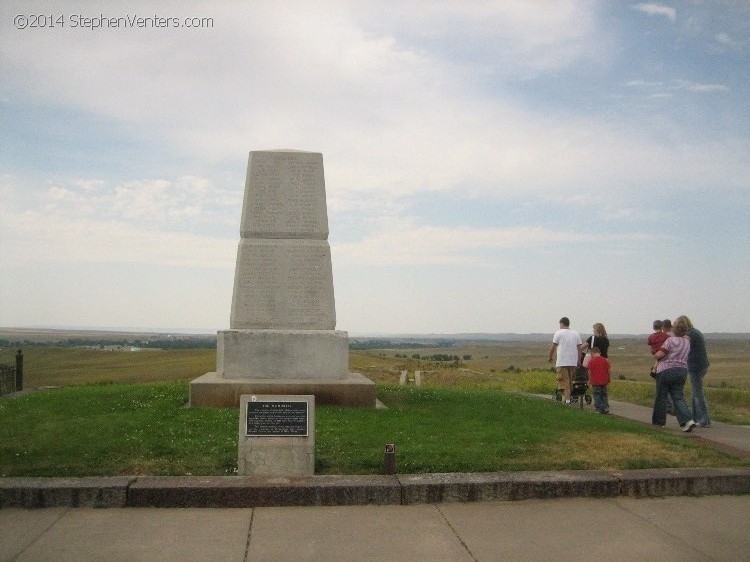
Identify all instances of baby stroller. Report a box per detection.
[554,367,593,409]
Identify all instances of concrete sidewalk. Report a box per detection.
[3,495,749,561]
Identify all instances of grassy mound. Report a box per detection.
[1,382,745,477]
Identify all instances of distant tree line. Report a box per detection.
[348,339,459,350]
[412,353,472,361]
[422,354,460,362]
[136,338,216,349]
[0,339,47,349]
[0,337,217,350]
[392,353,473,363]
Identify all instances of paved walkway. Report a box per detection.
[3,495,749,561]
[2,396,748,561]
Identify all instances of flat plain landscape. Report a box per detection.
[352,336,750,425]
[352,336,750,387]
[1,329,748,476]
[2,328,748,423]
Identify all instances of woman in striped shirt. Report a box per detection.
[651,318,697,432]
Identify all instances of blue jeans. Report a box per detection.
[652,367,693,426]
[592,385,609,412]
[688,367,711,426]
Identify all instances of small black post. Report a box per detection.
[15,349,23,392]
[384,443,396,474]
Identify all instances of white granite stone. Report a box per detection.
[240,151,328,239]
[230,239,335,330]
[217,329,348,380]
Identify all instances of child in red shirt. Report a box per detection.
[647,319,669,377]
[649,319,675,414]
[587,347,611,414]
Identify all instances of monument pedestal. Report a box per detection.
[190,328,375,407]
[217,329,349,380]
[190,372,375,408]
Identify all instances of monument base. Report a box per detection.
[218,329,350,380]
[190,371,376,408]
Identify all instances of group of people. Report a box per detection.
[648,316,711,431]
[548,316,711,431]
[548,318,611,413]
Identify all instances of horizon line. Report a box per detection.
[2,326,749,339]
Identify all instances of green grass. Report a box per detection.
[1,382,745,477]
[1,342,748,476]
[317,386,745,474]
[4,344,748,423]
[0,381,237,477]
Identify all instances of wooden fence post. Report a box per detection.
[15,349,23,391]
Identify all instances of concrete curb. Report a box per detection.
[1,468,748,508]
[398,468,750,504]
[128,475,401,508]
[0,477,135,508]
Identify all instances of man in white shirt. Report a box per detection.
[548,317,583,404]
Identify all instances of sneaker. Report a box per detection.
[602,409,610,414]
[682,420,696,433]
[696,423,711,428]
[564,399,571,405]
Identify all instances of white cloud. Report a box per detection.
[632,3,677,22]
[3,0,741,207]
[600,206,662,223]
[353,0,605,73]
[714,31,744,51]
[675,80,729,93]
[0,1,606,185]
[716,32,733,46]
[333,217,653,267]
[0,174,238,267]
[627,79,728,94]
[33,175,239,228]
[0,209,235,268]
[112,176,219,222]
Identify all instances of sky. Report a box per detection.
[1,1,748,336]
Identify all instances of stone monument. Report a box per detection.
[190,150,375,407]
